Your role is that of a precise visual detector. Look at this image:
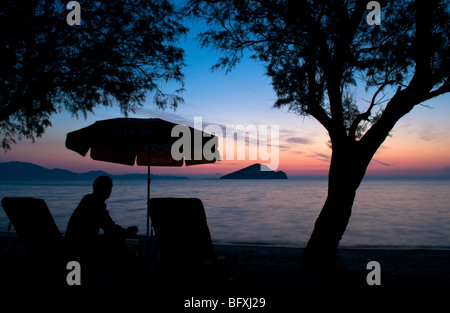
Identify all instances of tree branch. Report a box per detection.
[348,80,391,141]
[306,101,333,134]
[325,1,368,138]
[417,79,450,102]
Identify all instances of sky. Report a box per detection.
[1,11,450,178]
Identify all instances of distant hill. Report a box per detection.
[220,163,288,179]
[0,161,188,180]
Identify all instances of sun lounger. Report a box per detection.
[148,198,217,264]
[1,197,65,258]
[148,197,237,278]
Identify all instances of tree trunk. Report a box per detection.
[302,143,369,269]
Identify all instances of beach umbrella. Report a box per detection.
[65,117,219,235]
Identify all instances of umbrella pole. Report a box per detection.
[147,147,151,236]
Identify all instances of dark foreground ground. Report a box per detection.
[1,234,449,310]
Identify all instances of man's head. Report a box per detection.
[93,176,113,200]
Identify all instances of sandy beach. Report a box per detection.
[1,234,449,310]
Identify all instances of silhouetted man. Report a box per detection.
[66,176,138,261]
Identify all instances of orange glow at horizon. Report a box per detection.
[1,105,449,178]
[2,131,449,177]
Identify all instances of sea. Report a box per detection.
[1,177,449,249]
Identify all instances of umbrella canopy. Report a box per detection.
[65,117,218,167]
[65,117,219,235]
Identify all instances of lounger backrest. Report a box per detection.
[1,197,64,257]
[148,198,215,262]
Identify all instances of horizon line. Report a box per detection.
[1,160,449,180]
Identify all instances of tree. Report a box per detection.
[0,0,186,150]
[188,0,450,267]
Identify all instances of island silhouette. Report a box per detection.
[220,163,288,179]
[0,161,188,181]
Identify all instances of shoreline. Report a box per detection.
[214,241,450,251]
[2,231,450,251]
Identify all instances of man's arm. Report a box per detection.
[100,209,138,236]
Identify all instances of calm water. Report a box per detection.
[0,177,449,249]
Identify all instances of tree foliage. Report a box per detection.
[0,0,187,150]
[188,0,450,147]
